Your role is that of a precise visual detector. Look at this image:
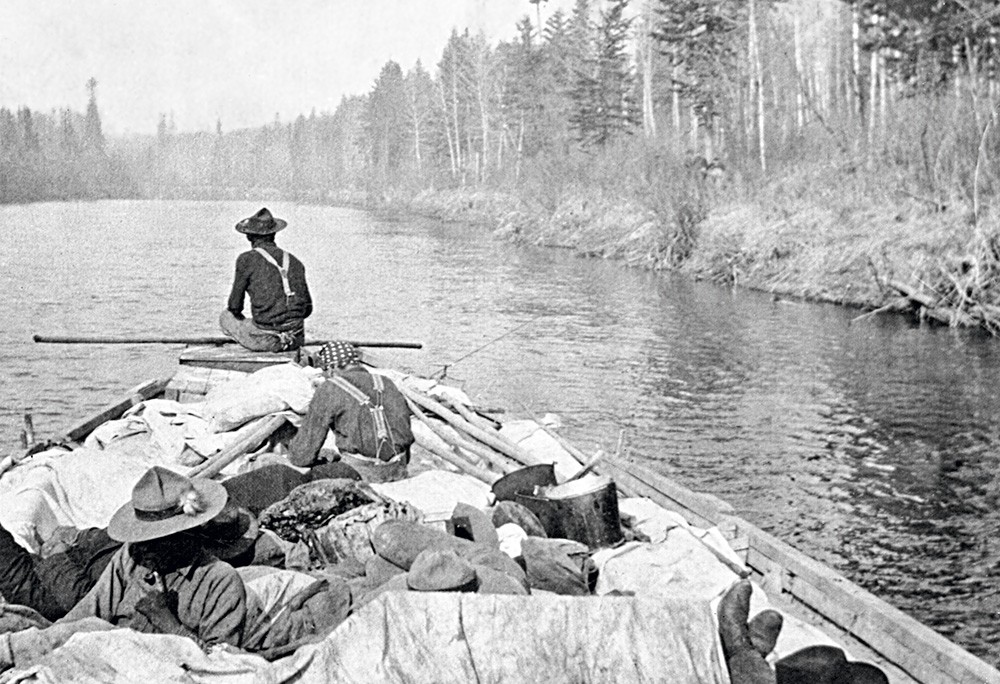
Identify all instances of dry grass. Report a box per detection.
[396,125,1000,332]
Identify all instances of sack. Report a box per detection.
[201,363,320,433]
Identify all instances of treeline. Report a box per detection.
[140,0,1000,213]
[0,79,137,203]
[7,0,1000,228]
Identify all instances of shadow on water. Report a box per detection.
[3,200,1000,665]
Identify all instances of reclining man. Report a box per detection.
[0,496,281,622]
[0,466,351,672]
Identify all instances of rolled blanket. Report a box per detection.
[258,479,374,542]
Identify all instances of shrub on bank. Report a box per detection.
[395,137,1000,329]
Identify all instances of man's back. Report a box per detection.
[228,245,312,331]
[289,369,414,465]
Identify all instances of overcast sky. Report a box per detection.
[0,0,573,136]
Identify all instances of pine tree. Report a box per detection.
[83,77,104,152]
[17,107,41,152]
[570,0,638,146]
[366,60,410,188]
[404,60,437,176]
[59,109,80,157]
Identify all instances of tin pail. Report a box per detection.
[517,475,623,549]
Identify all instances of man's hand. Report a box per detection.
[134,589,179,624]
[132,589,204,648]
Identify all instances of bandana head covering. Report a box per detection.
[316,340,360,371]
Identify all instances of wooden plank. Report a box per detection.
[598,459,733,528]
[738,519,1000,683]
[179,345,302,372]
[61,378,170,443]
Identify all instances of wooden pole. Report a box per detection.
[447,400,501,433]
[408,403,499,484]
[33,334,422,349]
[397,383,541,467]
[189,415,287,479]
[407,398,518,475]
[516,401,587,468]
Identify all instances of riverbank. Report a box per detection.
[398,164,999,332]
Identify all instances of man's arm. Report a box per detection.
[0,525,64,621]
[299,265,313,319]
[58,546,128,624]
[0,619,116,673]
[34,550,96,614]
[193,569,247,648]
[288,383,338,467]
[226,254,251,319]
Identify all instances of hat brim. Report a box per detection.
[203,509,259,560]
[107,479,228,543]
[235,218,287,235]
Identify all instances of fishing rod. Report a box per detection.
[433,315,541,380]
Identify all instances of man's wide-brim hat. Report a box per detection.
[108,466,228,543]
[235,207,287,235]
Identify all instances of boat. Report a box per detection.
[0,343,997,684]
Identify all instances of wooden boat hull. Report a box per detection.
[13,349,1000,684]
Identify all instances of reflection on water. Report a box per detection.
[3,200,1000,665]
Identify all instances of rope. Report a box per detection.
[432,315,541,380]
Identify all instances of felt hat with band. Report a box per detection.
[235,207,288,235]
[107,466,228,543]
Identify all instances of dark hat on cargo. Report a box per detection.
[406,549,478,592]
[195,504,259,561]
[235,207,287,235]
[473,565,530,595]
[775,645,888,684]
[316,340,361,371]
[108,466,228,543]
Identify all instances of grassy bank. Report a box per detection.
[399,158,998,332]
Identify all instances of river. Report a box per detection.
[2,199,999,667]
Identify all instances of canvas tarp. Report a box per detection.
[1,592,730,684]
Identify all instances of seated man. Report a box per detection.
[220,207,312,352]
[288,341,414,482]
[60,466,247,649]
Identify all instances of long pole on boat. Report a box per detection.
[32,334,422,349]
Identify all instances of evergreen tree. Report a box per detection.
[59,109,80,157]
[290,113,309,194]
[83,77,105,152]
[366,60,410,187]
[570,0,638,146]
[652,0,743,146]
[404,60,437,176]
[17,108,41,152]
[0,109,16,154]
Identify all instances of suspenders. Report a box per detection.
[254,247,295,302]
[327,375,399,460]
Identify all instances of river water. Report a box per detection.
[2,200,999,666]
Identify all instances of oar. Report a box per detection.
[32,334,422,349]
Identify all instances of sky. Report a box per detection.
[0,0,573,136]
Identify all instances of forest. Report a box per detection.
[4,0,1000,326]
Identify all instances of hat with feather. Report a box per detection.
[107,466,228,543]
